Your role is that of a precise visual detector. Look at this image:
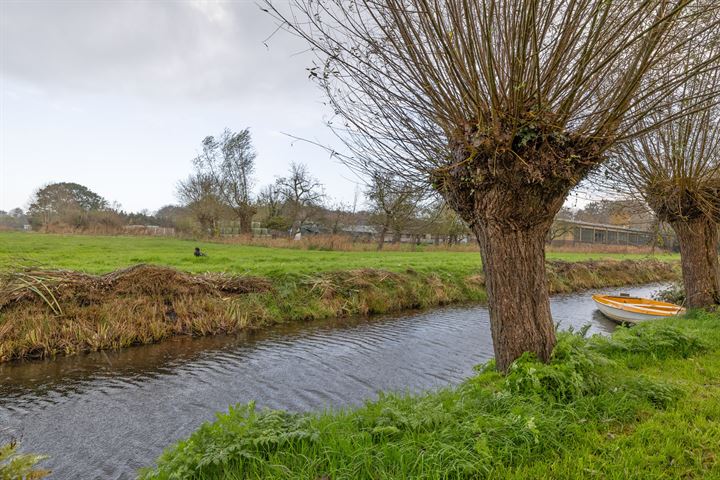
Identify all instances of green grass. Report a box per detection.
[0,232,678,277]
[140,311,720,479]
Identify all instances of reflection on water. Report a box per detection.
[0,283,665,479]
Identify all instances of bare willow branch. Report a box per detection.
[611,43,720,223]
[267,0,720,191]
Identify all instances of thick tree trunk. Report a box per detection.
[377,224,388,250]
[238,213,253,234]
[236,205,257,235]
[474,221,557,372]
[671,217,720,308]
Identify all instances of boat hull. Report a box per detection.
[595,303,664,325]
[592,294,685,325]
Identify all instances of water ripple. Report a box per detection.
[0,283,667,479]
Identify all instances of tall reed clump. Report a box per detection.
[218,234,483,252]
[654,282,686,305]
[139,317,715,479]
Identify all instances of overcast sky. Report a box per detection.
[0,0,361,212]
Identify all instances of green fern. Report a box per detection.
[0,442,50,480]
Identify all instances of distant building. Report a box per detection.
[382,232,472,245]
[341,225,377,240]
[122,225,175,236]
[549,220,675,249]
[299,224,322,235]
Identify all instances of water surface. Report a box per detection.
[0,283,666,479]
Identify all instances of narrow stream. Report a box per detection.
[1,283,666,479]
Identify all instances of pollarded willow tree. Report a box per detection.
[612,51,720,308]
[267,0,720,371]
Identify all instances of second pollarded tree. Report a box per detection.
[613,53,720,308]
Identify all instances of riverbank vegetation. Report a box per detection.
[140,311,720,479]
[0,254,677,362]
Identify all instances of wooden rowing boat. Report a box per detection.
[591,294,686,325]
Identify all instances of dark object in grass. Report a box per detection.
[194,247,207,257]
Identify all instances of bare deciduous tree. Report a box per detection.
[548,223,574,245]
[275,162,325,234]
[258,184,282,216]
[177,173,227,236]
[548,206,582,244]
[268,0,720,371]
[366,173,426,249]
[419,200,470,245]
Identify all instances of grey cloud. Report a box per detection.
[1,0,316,102]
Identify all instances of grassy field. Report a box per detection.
[0,232,678,276]
[140,311,720,479]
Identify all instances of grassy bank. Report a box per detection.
[140,311,720,479]
[0,258,678,363]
